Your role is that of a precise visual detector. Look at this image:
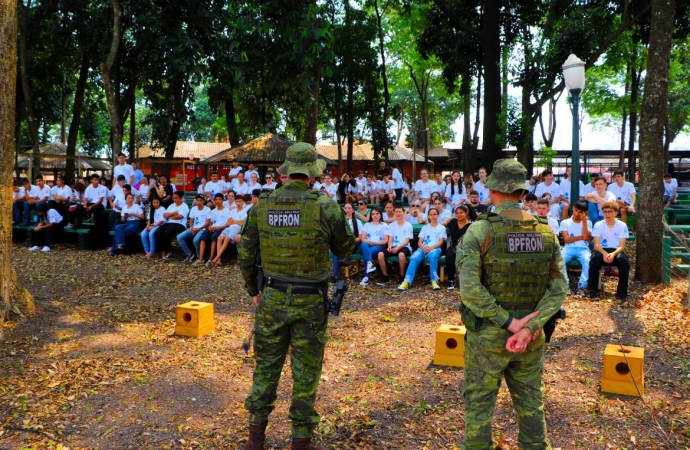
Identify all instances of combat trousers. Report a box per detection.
[245,285,328,439]
[462,325,551,450]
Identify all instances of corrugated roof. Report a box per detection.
[201,133,294,163]
[316,142,428,162]
[17,143,112,170]
[139,141,230,159]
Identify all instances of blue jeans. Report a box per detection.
[112,220,142,252]
[332,243,359,277]
[561,246,591,288]
[360,242,384,266]
[177,229,206,257]
[404,247,441,284]
[141,226,160,254]
[588,201,603,225]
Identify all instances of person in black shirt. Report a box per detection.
[150,175,174,208]
[467,190,488,220]
[377,160,390,178]
[445,205,471,289]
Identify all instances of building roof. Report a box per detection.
[316,142,428,163]
[139,141,230,160]
[17,143,112,170]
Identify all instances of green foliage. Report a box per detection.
[535,144,556,169]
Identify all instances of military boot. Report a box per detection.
[292,437,325,450]
[243,423,267,450]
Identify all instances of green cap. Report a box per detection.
[277,142,326,178]
[483,159,529,194]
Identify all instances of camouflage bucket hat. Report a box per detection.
[483,159,529,194]
[277,142,327,178]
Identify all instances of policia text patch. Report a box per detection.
[506,232,544,253]
[268,210,301,227]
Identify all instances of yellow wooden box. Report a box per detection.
[175,301,215,338]
[601,344,644,397]
[433,324,466,368]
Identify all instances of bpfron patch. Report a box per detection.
[268,209,301,227]
[506,232,544,253]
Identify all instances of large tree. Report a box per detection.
[636,0,676,283]
[1,0,35,340]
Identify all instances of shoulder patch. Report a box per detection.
[268,209,301,227]
[506,232,544,253]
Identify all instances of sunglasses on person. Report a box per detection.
[265,176,272,180]
[358,202,366,205]
[411,204,420,207]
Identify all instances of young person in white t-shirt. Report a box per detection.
[318,174,338,202]
[558,166,586,208]
[233,171,250,196]
[69,174,107,228]
[28,203,66,252]
[585,176,616,224]
[413,170,435,208]
[431,173,446,196]
[473,167,491,206]
[212,195,248,266]
[359,208,389,286]
[376,205,413,285]
[536,199,561,238]
[48,175,72,218]
[156,191,189,260]
[560,200,592,295]
[12,181,26,225]
[390,163,404,200]
[228,161,243,182]
[176,194,212,262]
[535,169,566,219]
[607,170,636,222]
[398,207,446,291]
[141,197,167,258]
[113,152,135,187]
[381,200,396,223]
[377,173,395,203]
[444,171,467,209]
[588,202,630,302]
[204,171,225,201]
[200,193,231,264]
[663,173,678,208]
[18,178,40,225]
[110,192,145,256]
[262,173,277,190]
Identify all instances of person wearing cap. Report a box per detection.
[457,158,567,450]
[239,142,355,450]
[29,203,67,252]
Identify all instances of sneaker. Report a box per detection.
[397,280,410,291]
[589,290,600,300]
[64,223,74,229]
[360,276,369,286]
[29,246,39,252]
[431,280,441,290]
[366,261,377,274]
[41,246,50,252]
[576,288,586,296]
[182,254,194,263]
[162,254,170,261]
[192,259,203,266]
[376,276,390,286]
[616,294,628,302]
[447,280,456,290]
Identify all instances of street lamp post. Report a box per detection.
[562,54,586,205]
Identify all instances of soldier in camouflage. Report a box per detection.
[456,159,567,450]
[239,142,355,450]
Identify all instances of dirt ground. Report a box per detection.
[1,242,689,450]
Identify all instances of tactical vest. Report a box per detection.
[255,186,330,281]
[479,212,554,310]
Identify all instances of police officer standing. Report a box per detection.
[239,142,355,450]
[457,159,567,450]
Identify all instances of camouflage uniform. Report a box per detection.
[239,143,355,442]
[457,159,567,450]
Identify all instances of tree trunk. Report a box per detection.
[303,64,319,145]
[636,0,675,284]
[2,0,36,340]
[460,75,473,175]
[517,74,535,175]
[17,1,40,177]
[480,0,502,171]
[628,58,641,180]
[472,72,482,165]
[66,50,90,183]
[100,0,123,166]
[129,90,136,159]
[225,96,240,147]
[374,0,390,148]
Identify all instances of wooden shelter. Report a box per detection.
[16,143,112,183]
[315,141,430,179]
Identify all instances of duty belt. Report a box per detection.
[266,278,327,296]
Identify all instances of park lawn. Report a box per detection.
[0,242,689,450]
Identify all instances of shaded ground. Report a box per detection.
[1,242,689,450]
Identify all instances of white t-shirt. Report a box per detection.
[474,180,489,203]
[262,182,277,190]
[150,206,167,225]
[197,184,206,195]
[113,164,134,183]
[582,183,597,196]
[165,202,190,226]
[36,185,51,201]
[120,204,143,221]
[245,169,260,181]
[431,181,446,195]
[210,206,231,227]
[378,180,395,194]
[204,181,225,197]
[23,184,40,200]
[53,185,72,201]
[46,209,63,224]
[526,181,537,194]
[560,217,593,248]
[535,182,561,201]
[84,184,107,205]
[413,179,435,200]
[559,179,586,201]
[385,221,413,251]
[436,209,453,224]
[607,181,636,205]
[228,206,248,222]
[13,186,25,201]
[347,183,362,195]
[362,222,388,244]
[365,181,378,195]
[138,184,149,202]
[190,206,212,228]
[233,181,251,196]
[247,182,262,193]
[406,211,427,225]
[591,191,617,216]
[444,183,467,206]
[664,178,678,197]
[391,168,404,189]
[320,183,338,201]
[229,166,243,179]
[419,223,447,247]
[592,219,629,249]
